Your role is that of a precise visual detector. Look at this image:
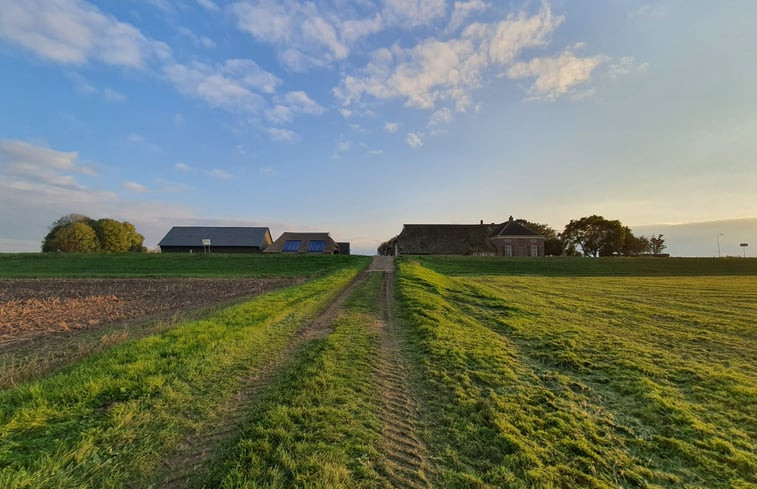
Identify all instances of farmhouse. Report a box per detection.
[390,216,545,256]
[264,232,344,254]
[158,226,272,253]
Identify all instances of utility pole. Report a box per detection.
[717,233,724,258]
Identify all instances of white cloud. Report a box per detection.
[335,5,563,110]
[259,166,273,175]
[103,87,127,102]
[208,168,233,179]
[406,132,423,148]
[164,59,279,113]
[384,122,399,133]
[231,0,384,72]
[175,162,190,171]
[0,0,171,68]
[173,113,185,125]
[0,139,96,194]
[266,127,299,143]
[266,90,325,123]
[177,26,217,48]
[123,181,148,192]
[196,0,219,11]
[628,5,668,19]
[428,107,453,126]
[607,56,649,79]
[507,49,608,101]
[383,0,447,28]
[447,0,487,33]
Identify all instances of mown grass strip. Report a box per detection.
[0,261,366,489]
[396,260,756,488]
[0,253,366,278]
[199,272,387,488]
[413,255,757,277]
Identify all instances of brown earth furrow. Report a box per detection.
[155,270,370,489]
[374,265,433,489]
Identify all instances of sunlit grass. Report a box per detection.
[397,260,756,488]
[0,263,365,488]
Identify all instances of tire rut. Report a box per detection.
[155,270,370,489]
[374,268,433,489]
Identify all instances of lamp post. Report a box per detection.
[741,243,749,258]
[717,233,724,258]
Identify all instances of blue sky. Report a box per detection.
[1,0,756,255]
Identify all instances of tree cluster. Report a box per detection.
[42,214,145,253]
[560,215,665,257]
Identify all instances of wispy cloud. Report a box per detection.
[384,122,399,133]
[507,48,608,101]
[266,90,325,123]
[266,127,299,143]
[428,107,453,126]
[164,58,279,113]
[123,181,149,192]
[207,168,233,179]
[0,0,171,68]
[196,0,219,12]
[406,132,423,148]
[628,5,669,19]
[335,5,566,110]
[174,162,190,171]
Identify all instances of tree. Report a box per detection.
[42,214,145,253]
[42,214,95,252]
[621,228,650,256]
[515,219,564,255]
[93,218,130,253]
[561,215,626,257]
[52,222,99,252]
[649,234,666,254]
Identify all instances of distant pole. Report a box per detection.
[741,243,749,258]
[717,233,724,258]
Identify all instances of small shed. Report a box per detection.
[336,242,351,255]
[264,232,339,254]
[158,226,272,253]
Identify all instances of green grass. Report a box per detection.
[412,255,757,276]
[0,253,367,278]
[199,272,388,488]
[0,263,366,488]
[397,260,756,488]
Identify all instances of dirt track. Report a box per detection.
[0,278,298,348]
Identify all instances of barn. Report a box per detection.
[264,232,339,254]
[158,226,272,253]
[389,217,545,256]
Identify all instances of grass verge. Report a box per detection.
[397,260,756,488]
[0,262,365,488]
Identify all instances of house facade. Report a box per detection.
[158,226,272,253]
[264,232,341,254]
[390,217,544,257]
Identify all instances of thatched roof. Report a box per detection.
[397,224,500,254]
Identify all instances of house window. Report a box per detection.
[282,240,301,252]
[530,244,538,257]
[307,240,325,252]
[504,245,512,257]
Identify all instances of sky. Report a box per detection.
[1,0,756,256]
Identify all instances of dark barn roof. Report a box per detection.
[495,218,541,237]
[158,226,271,248]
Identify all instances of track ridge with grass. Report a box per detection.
[374,265,433,489]
[156,268,372,488]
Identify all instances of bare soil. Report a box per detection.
[0,278,299,348]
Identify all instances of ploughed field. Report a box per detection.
[0,254,755,488]
[0,278,298,347]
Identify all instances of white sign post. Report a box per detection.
[202,239,211,254]
[740,243,748,258]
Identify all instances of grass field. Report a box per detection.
[2,254,755,488]
[0,253,365,278]
[414,255,757,276]
[0,262,366,488]
[397,258,757,488]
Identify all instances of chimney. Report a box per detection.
[509,215,514,222]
